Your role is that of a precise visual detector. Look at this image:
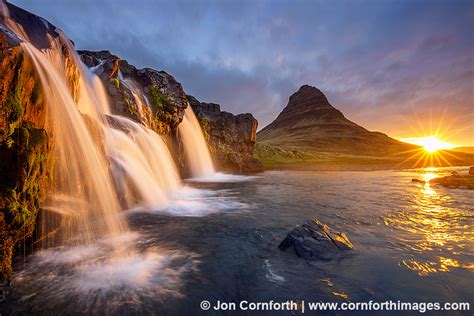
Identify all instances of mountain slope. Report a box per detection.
[258,85,417,156]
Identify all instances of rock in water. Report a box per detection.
[278,219,354,261]
[430,173,474,190]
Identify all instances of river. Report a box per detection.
[3,167,473,315]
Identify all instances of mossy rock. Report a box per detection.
[0,41,56,283]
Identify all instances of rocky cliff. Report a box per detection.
[0,2,80,283]
[258,85,417,156]
[79,50,263,174]
[187,95,263,173]
[79,50,188,135]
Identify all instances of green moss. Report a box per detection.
[197,116,208,129]
[1,124,49,231]
[7,92,22,124]
[109,77,120,89]
[0,48,54,283]
[149,85,171,111]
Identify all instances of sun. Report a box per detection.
[400,136,454,153]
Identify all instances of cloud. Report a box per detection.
[10,0,474,144]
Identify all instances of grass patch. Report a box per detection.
[149,85,170,111]
[254,143,401,170]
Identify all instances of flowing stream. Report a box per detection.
[3,167,473,315]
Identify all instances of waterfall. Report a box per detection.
[22,42,127,246]
[119,77,147,122]
[2,2,224,252]
[107,115,181,209]
[2,12,185,247]
[178,107,216,178]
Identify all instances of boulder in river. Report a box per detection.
[430,173,474,190]
[278,219,354,261]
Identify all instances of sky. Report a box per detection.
[11,0,474,145]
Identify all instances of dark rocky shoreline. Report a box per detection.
[429,168,474,190]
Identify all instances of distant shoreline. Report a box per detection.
[260,162,473,172]
[254,143,474,172]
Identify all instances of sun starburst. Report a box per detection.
[400,136,455,153]
[391,109,471,169]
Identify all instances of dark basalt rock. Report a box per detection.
[187,95,263,174]
[1,2,59,50]
[78,50,188,135]
[279,219,354,261]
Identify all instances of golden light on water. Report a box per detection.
[384,168,474,276]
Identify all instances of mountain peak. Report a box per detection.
[287,84,332,111]
[258,85,415,155]
[295,84,325,96]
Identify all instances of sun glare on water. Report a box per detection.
[401,136,454,153]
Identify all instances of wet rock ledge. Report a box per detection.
[279,219,354,261]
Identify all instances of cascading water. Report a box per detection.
[107,115,181,209]
[21,41,128,247]
[178,107,216,178]
[0,4,205,311]
[120,76,147,122]
[1,5,184,247]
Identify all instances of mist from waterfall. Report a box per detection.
[178,107,216,178]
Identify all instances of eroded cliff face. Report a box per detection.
[80,50,263,174]
[0,3,80,283]
[187,95,263,173]
[79,50,188,135]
